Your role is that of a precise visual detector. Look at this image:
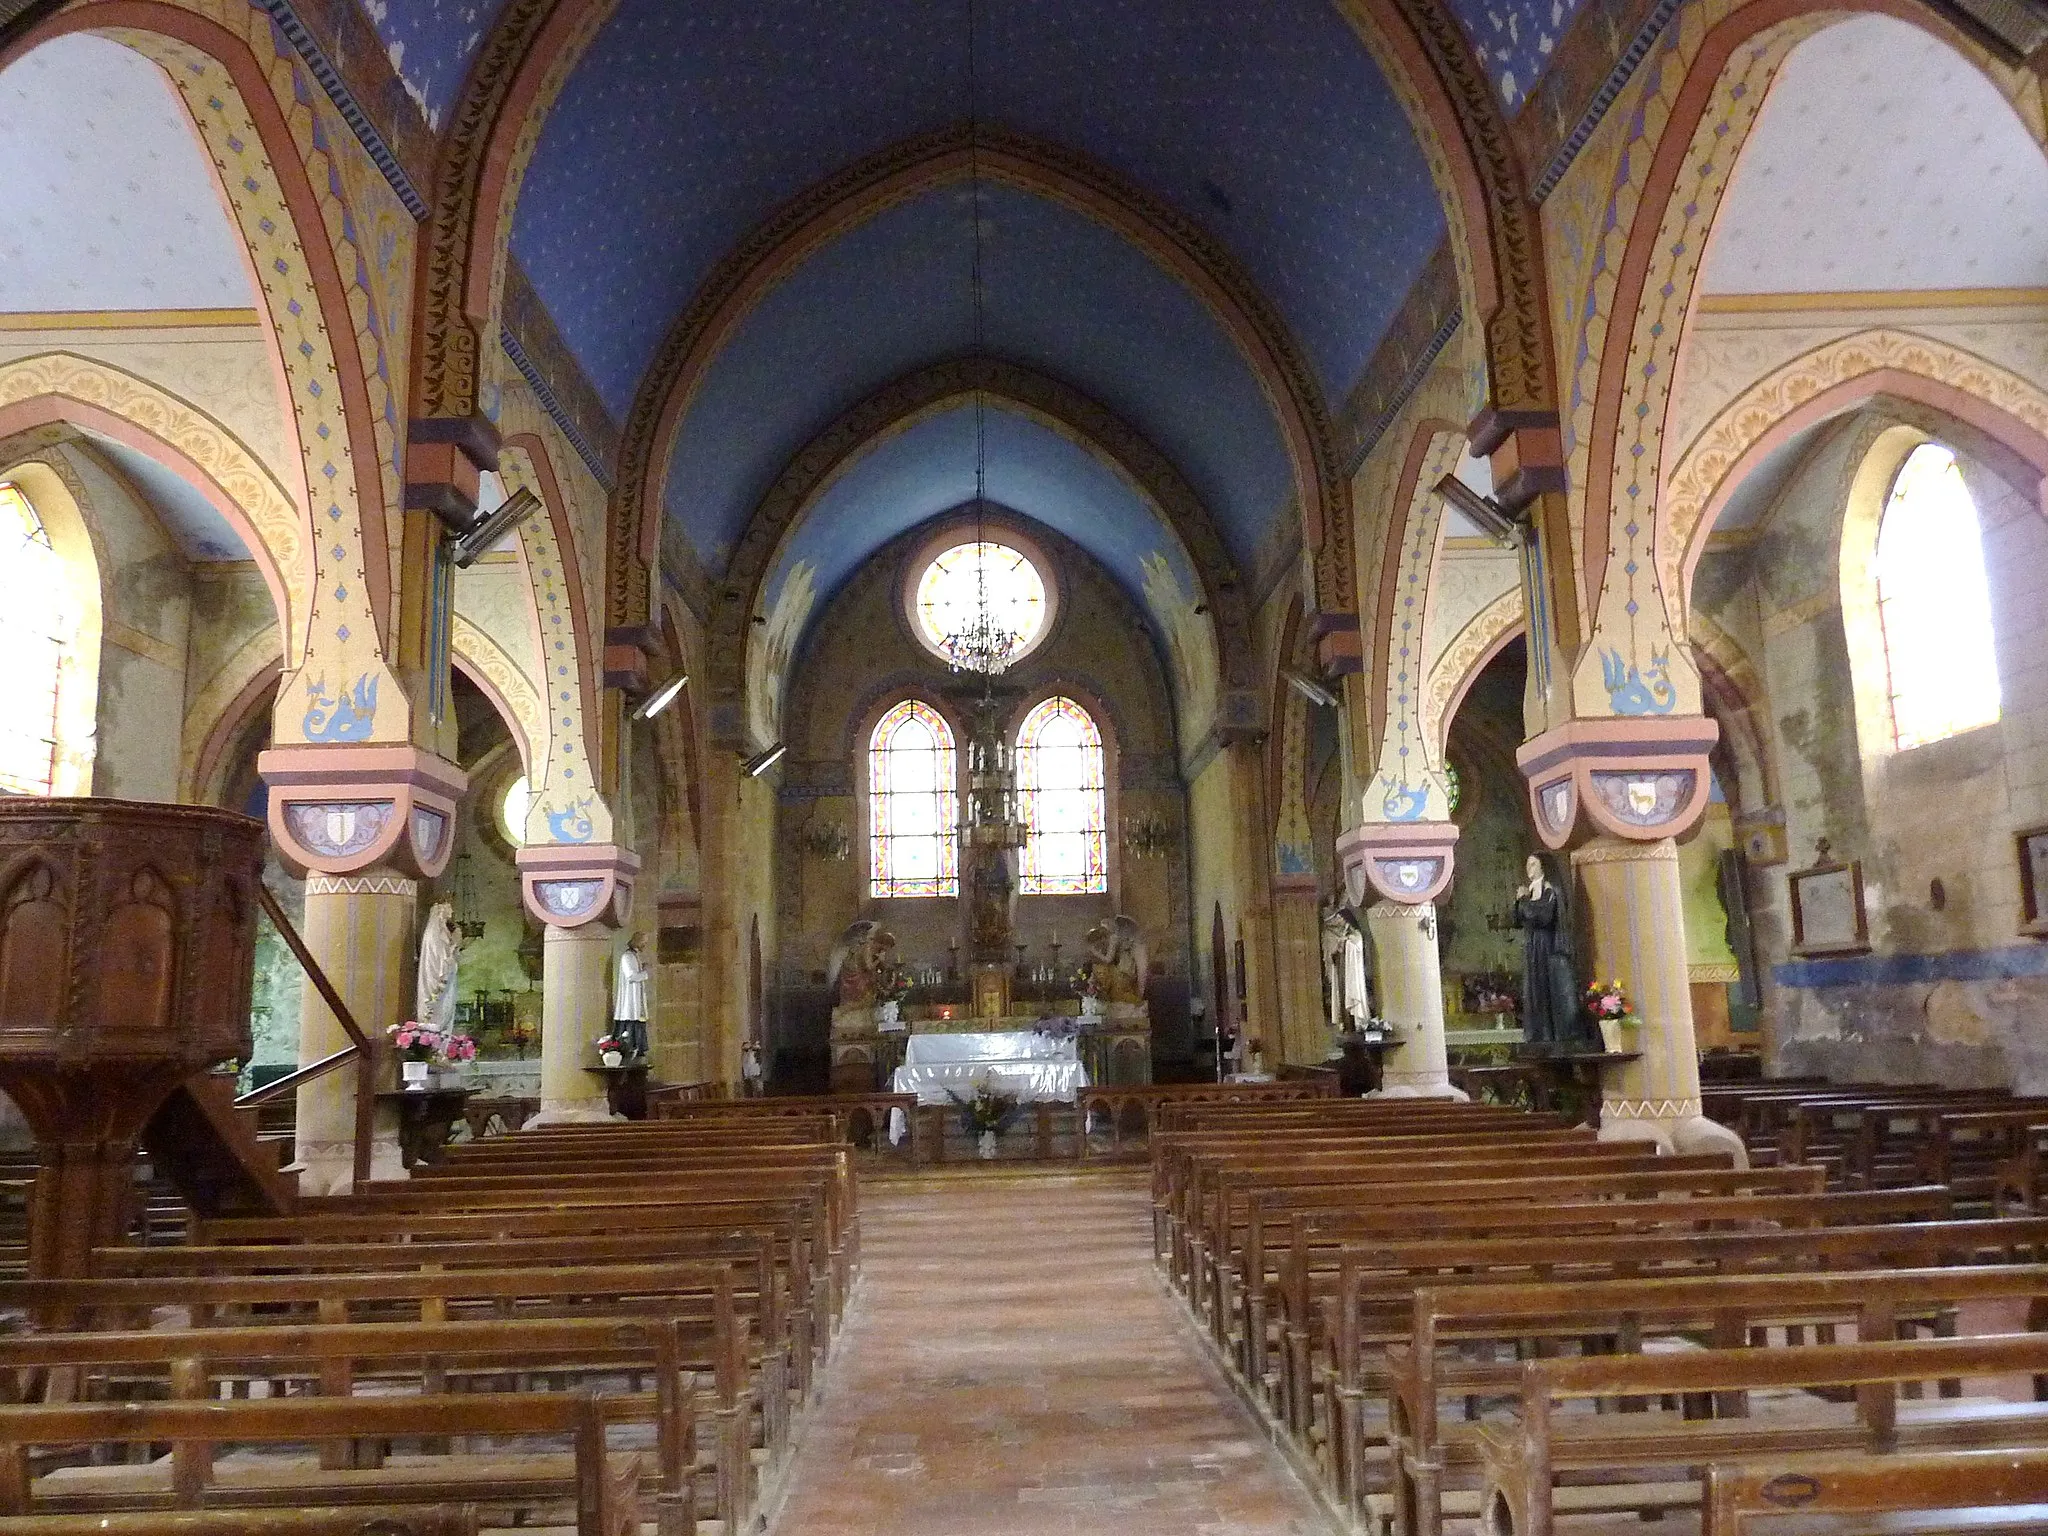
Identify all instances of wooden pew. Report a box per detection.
[1381,1263,2048,1536]
[1477,1332,2048,1536]
[0,1260,771,1517]
[1252,1185,1956,1429]
[0,1392,644,1536]
[0,1509,480,1535]
[1703,1448,2048,1536]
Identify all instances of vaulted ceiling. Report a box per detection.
[357,0,1593,651]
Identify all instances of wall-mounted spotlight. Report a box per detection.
[631,672,689,722]
[742,743,787,778]
[1283,668,1340,709]
[450,486,542,568]
[1432,473,1523,549]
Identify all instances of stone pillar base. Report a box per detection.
[1367,1080,1470,1102]
[1596,1108,1747,1167]
[527,1102,621,1127]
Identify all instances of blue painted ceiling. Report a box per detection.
[765,403,1202,633]
[667,182,1292,579]
[508,0,1445,412]
[365,0,515,132]
[1448,0,1592,111]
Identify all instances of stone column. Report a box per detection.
[294,871,417,1190]
[1572,836,1742,1157]
[536,921,617,1123]
[1515,717,1744,1161]
[260,745,467,1195]
[1337,822,1465,1100]
[517,843,640,1126]
[1364,899,1461,1096]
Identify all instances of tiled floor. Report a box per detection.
[766,1166,1332,1535]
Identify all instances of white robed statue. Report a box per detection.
[415,900,461,1036]
[614,934,651,1058]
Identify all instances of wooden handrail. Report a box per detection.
[250,880,381,1190]
[254,881,369,1052]
[233,1045,358,1110]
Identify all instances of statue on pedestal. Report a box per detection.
[613,933,650,1059]
[416,900,461,1037]
[1321,902,1370,1032]
[829,920,882,1008]
[1508,853,1588,1055]
[1083,915,1147,1007]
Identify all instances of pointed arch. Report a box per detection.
[865,697,961,901]
[1015,695,1110,897]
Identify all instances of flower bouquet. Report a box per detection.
[441,1031,478,1066]
[389,1020,444,1089]
[595,1033,628,1068]
[945,1078,1020,1158]
[1584,980,1640,1053]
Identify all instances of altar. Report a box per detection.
[889,1030,1089,1106]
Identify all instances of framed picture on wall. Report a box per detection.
[1788,840,1870,957]
[2018,825,2048,938]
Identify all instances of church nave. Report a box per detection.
[767,1169,1329,1536]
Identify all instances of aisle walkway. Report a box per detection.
[766,1167,1331,1535]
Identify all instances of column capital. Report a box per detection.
[1337,820,1458,906]
[1515,715,1719,851]
[516,842,640,929]
[259,744,467,879]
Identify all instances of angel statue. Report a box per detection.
[1084,915,1148,1005]
[415,900,462,1037]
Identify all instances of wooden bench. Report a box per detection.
[1476,1331,2048,1536]
[0,1259,773,1518]
[1381,1263,2048,1536]
[0,1508,480,1535]
[0,1391,645,1536]
[1704,1448,2048,1535]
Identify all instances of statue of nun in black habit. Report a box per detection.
[1508,852,1589,1055]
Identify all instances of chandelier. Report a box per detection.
[935,0,1016,681]
[937,548,1023,676]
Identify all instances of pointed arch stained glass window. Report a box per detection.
[0,483,66,796]
[868,700,959,899]
[1875,443,2002,751]
[1016,696,1107,895]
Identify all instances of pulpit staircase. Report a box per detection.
[136,881,380,1220]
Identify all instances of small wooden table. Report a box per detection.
[1518,1049,1642,1128]
[1337,1035,1398,1095]
[584,1063,651,1120]
[375,1087,470,1169]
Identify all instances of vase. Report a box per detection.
[977,1130,997,1159]
[1081,995,1103,1018]
[1597,1016,1636,1053]
[601,1051,623,1068]
[401,1058,431,1091]
[877,1000,901,1029]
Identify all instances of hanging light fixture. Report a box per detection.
[936,0,1023,681]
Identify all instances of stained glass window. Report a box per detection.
[1016,696,1107,895]
[913,542,1047,663]
[1875,443,2002,751]
[0,483,67,796]
[868,700,959,898]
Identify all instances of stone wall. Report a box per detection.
[1693,409,2048,1088]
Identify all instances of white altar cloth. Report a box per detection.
[888,1031,1089,1139]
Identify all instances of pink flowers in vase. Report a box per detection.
[386,1021,476,1065]
[1584,980,1637,1022]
